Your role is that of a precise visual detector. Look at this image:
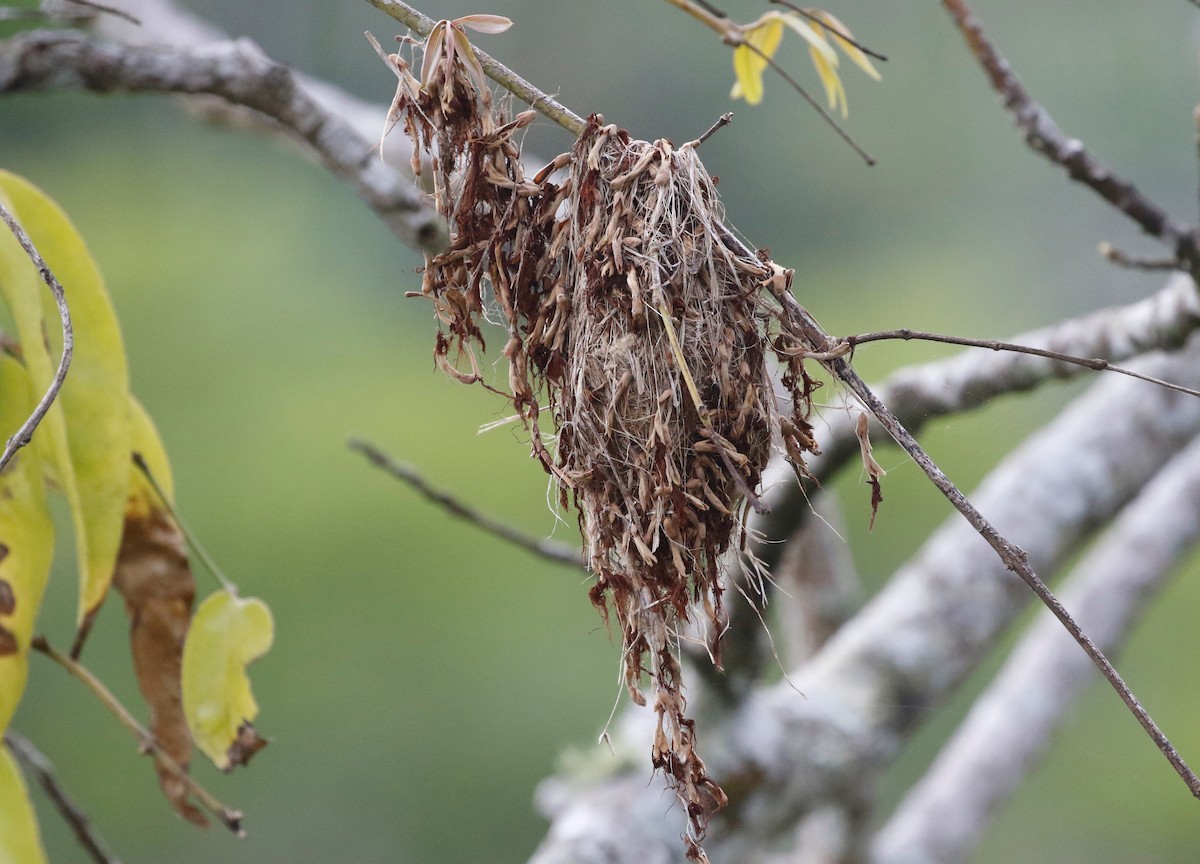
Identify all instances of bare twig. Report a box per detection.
[0,201,73,473]
[40,0,142,25]
[132,452,235,592]
[347,437,586,568]
[875,430,1200,863]
[661,0,876,163]
[30,636,245,835]
[1098,241,1180,271]
[749,43,875,165]
[845,327,1200,399]
[800,274,1200,498]
[941,0,1200,269]
[793,304,1200,799]
[660,0,738,38]
[769,0,888,61]
[688,112,733,148]
[4,730,122,864]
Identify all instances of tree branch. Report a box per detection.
[0,29,445,252]
[31,636,244,836]
[4,730,122,864]
[873,428,1200,863]
[0,200,73,472]
[347,437,585,568]
[941,0,1200,269]
[784,292,1200,800]
[531,336,1200,863]
[807,273,1200,502]
[718,275,1200,684]
[845,326,1200,399]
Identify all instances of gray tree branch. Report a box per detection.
[872,429,1200,864]
[531,335,1200,864]
[0,27,444,251]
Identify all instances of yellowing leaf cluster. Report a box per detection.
[0,171,272,855]
[731,9,881,113]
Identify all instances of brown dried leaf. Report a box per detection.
[111,400,201,824]
[855,412,886,531]
[113,502,200,824]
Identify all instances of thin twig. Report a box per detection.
[776,290,1200,800]
[347,437,586,568]
[688,112,733,148]
[4,730,122,864]
[875,429,1200,862]
[769,0,888,61]
[30,636,246,835]
[749,44,874,165]
[366,0,586,136]
[51,0,142,25]
[0,201,73,473]
[658,0,876,165]
[942,0,1200,269]
[692,0,728,19]
[1098,241,1180,272]
[132,452,236,592]
[845,327,1200,399]
[660,0,737,37]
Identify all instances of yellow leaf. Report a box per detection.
[731,16,784,105]
[808,42,847,116]
[182,589,273,771]
[0,172,131,648]
[0,355,54,736]
[0,744,47,864]
[810,11,881,81]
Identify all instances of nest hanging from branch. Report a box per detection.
[375,24,820,859]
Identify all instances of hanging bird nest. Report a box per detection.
[374,24,820,859]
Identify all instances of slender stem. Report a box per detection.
[845,328,1200,399]
[769,0,888,61]
[4,730,122,864]
[347,437,586,568]
[1098,242,1179,272]
[366,0,586,135]
[30,636,246,834]
[661,0,735,37]
[776,290,1200,800]
[58,0,142,25]
[755,46,874,165]
[132,452,236,592]
[0,202,73,473]
[688,112,734,148]
[941,0,1200,270]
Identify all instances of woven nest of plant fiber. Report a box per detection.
[377,29,821,861]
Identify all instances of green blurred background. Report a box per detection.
[3,0,1200,861]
